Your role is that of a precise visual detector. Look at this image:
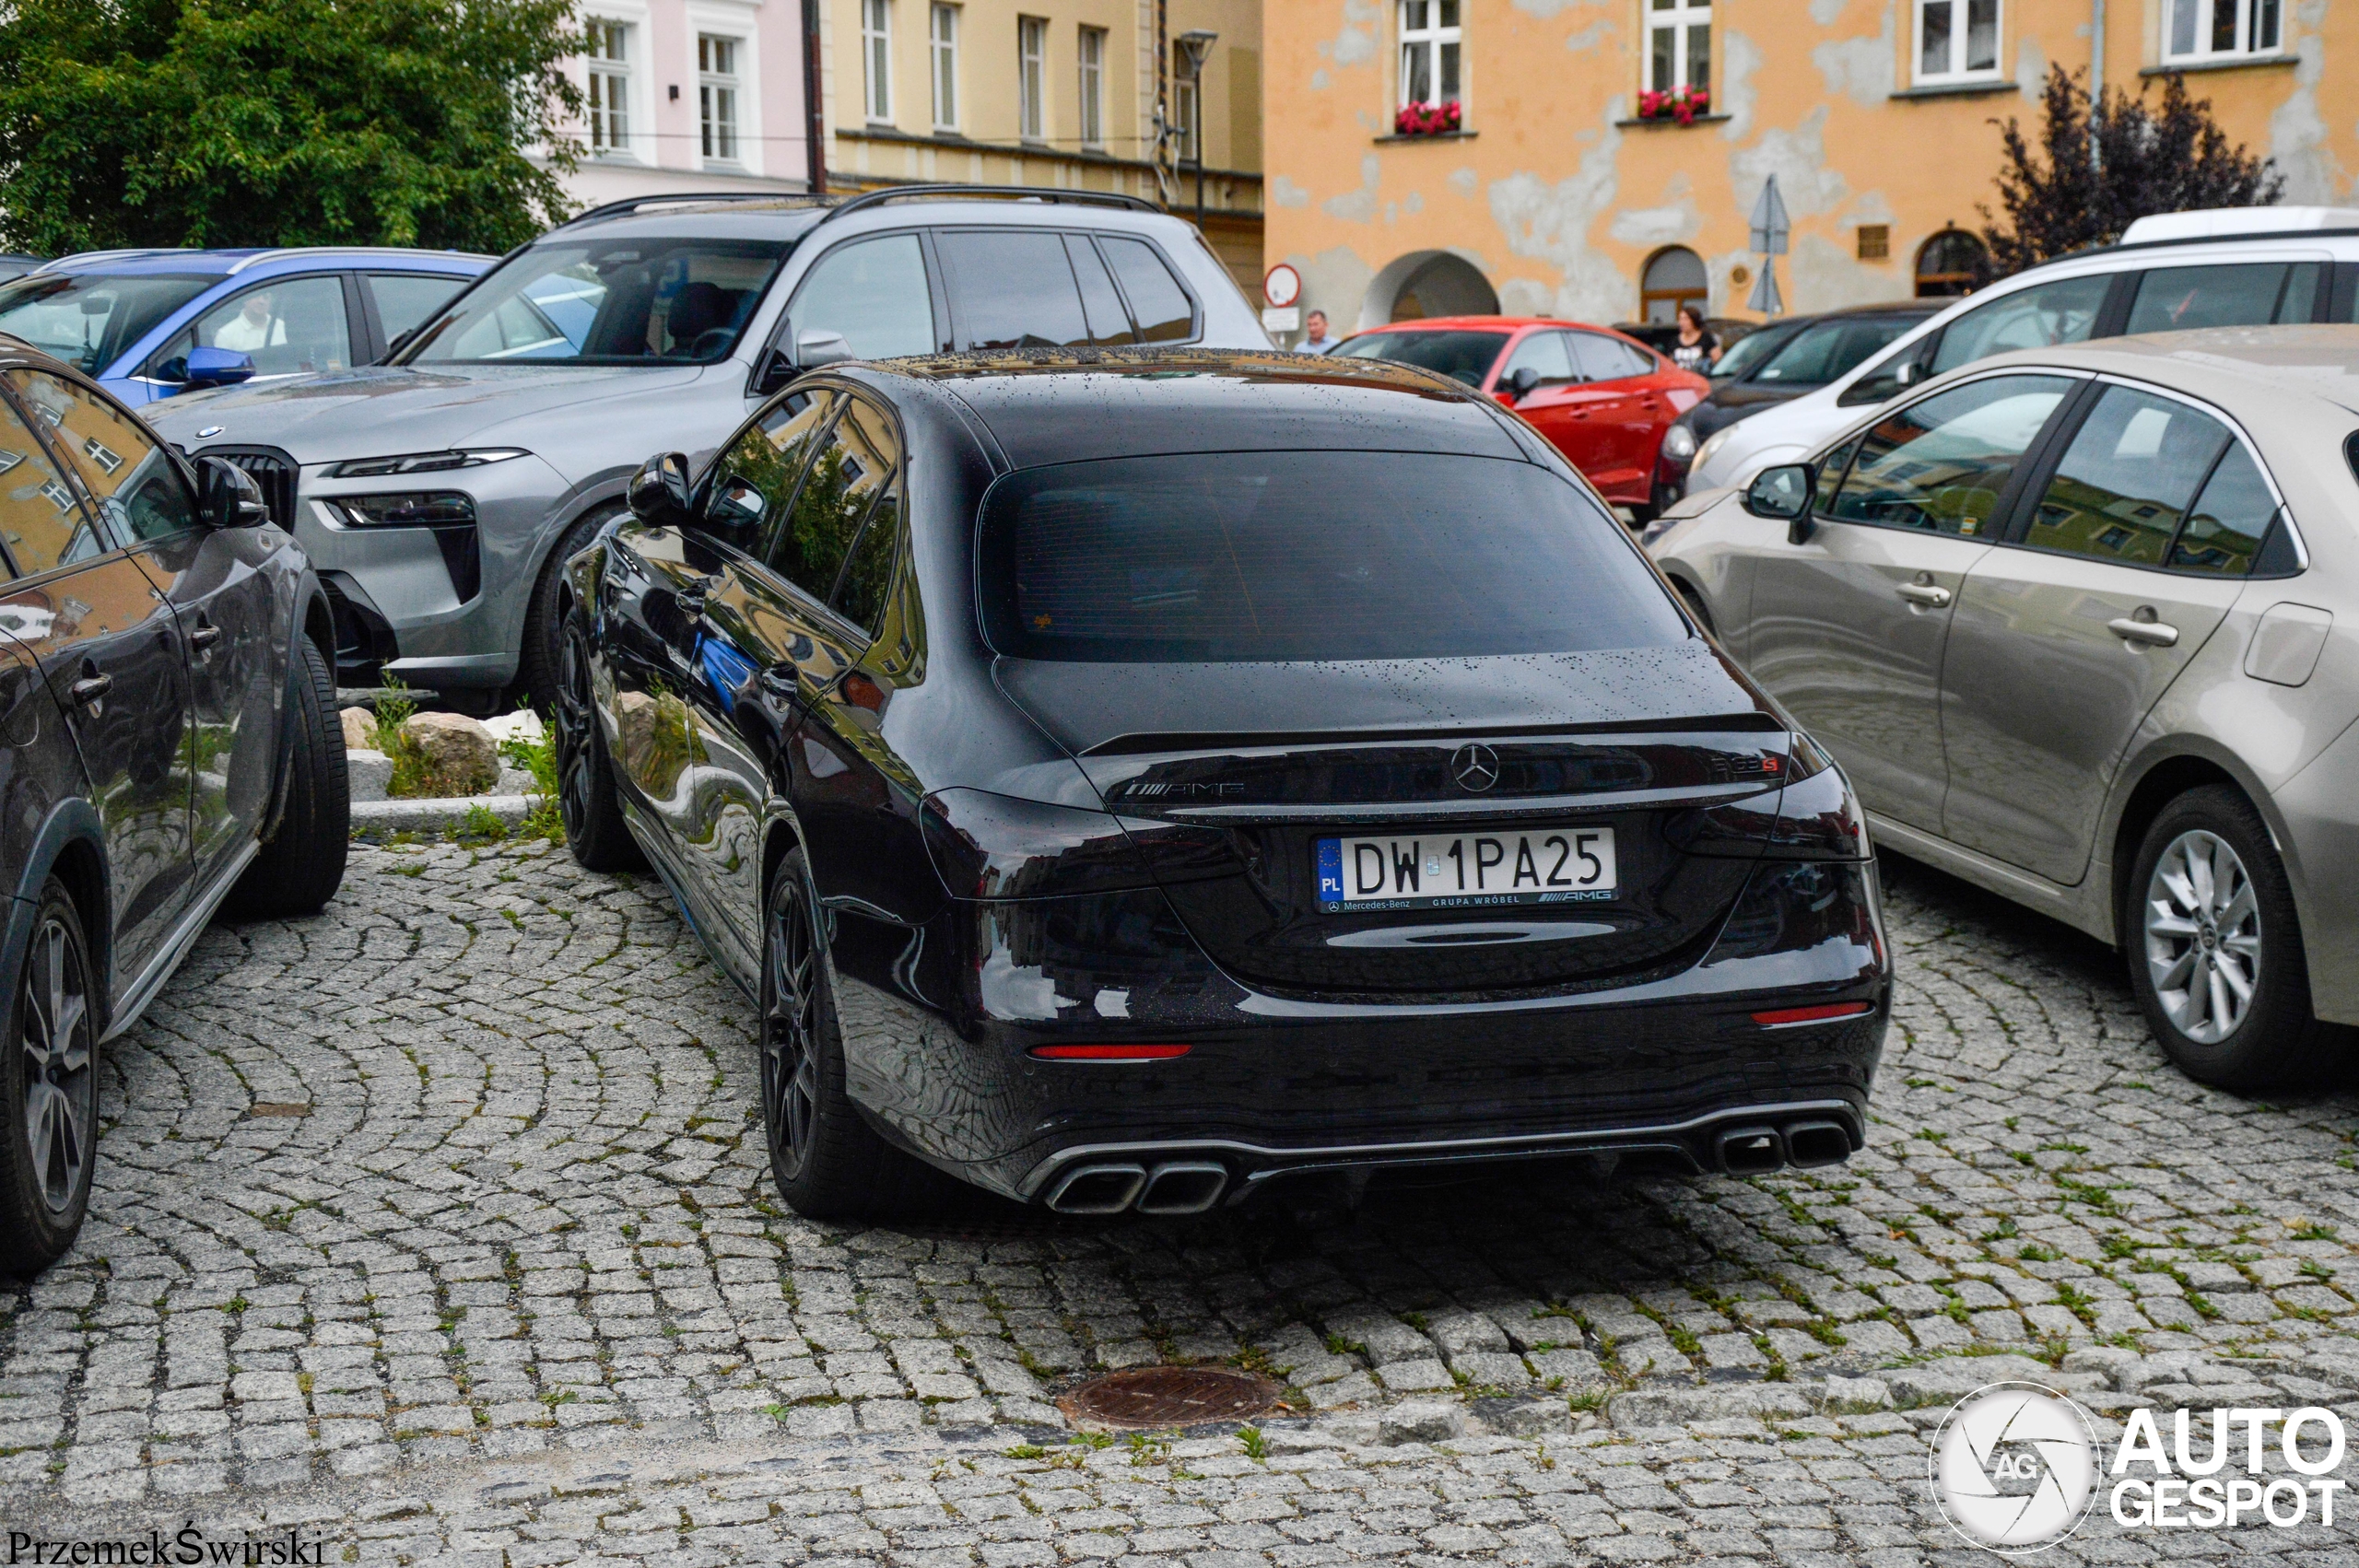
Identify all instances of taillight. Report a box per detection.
[1761,737,1870,860]
[919,789,1154,901]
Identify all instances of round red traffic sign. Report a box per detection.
[1263,263,1302,309]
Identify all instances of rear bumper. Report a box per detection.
[839,858,1891,1208]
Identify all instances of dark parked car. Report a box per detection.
[1652,302,1938,509]
[554,349,1891,1220]
[0,337,348,1270]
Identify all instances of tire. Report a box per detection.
[1675,582,1716,636]
[518,507,622,714]
[2124,784,2344,1090]
[0,878,100,1273]
[223,636,348,919]
[761,850,945,1220]
[553,613,646,874]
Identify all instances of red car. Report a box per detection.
[1330,316,1708,517]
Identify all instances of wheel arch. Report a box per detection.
[2106,748,2272,946]
[6,802,110,1031]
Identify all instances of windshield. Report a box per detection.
[1749,315,1920,384]
[1331,330,1511,388]
[1707,323,1799,380]
[404,237,788,365]
[979,451,1687,662]
[0,273,218,374]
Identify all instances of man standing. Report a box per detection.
[1300,310,1339,354]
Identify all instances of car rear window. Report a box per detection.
[1331,330,1510,388]
[978,451,1687,662]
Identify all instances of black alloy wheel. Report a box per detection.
[0,880,99,1271]
[758,851,942,1219]
[554,614,644,873]
[519,506,623,714]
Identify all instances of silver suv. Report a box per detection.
[1649,326,2359,1091]
[142,187,1270,705]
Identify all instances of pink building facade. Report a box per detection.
[551,0,821,206]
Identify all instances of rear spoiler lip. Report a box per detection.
[1077,711,1786,757]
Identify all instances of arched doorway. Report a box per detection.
[1917,229,1989,297]
[1640,247,1708,324]
[1358,251,1499,329]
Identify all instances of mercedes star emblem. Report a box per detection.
[1450,743,1501,793]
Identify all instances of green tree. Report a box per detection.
[1980,65,2282,277]
[0,0,585,257]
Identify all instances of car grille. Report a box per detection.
[196,446,299,529]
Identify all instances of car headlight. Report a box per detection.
[328,492,476,528]
[1691,423,1737,474]
[1661,423,1698,462]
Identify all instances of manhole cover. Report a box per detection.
[1057,1366,1280,1432]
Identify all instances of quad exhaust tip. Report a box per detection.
[1715,1125,1785,1176]
[1044,1161,1230,1215]
[1783,1119,1855,1169]
[1712,1118,1859,1176]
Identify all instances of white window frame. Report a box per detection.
[1078,25,1106,149]
[698,33,743,165]
[1397,0,1461,109]
[585,17,634,159]
[1912,0,2003,85]
[2163,0,2283,63]
[1018,16,1048,143]
[863,0,892,123]
[931,3,960,133]
[1645,0,1711,95]
[579,3,653,164]
[684,4,763,175]
[1173,43,1200,163]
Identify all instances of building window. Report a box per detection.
[1078,26,1106,148]
[1173,43,1201,162]
[1640,246,1708,323]
[1915,0,2000,83]
[2165,0,2281,61]
[1647,0,1710,94]
[863,0,892,122]
[931,4,959,132]
[698,34,741,164]
[1399,1,1461,108]
[586,18,632,157]
[1917,229,1990,297]
[1018,16,1047,142]
[1857,225,1890,261]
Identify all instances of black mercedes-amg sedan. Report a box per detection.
[554,349,1890,1220]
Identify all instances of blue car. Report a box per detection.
[0,247,495,407]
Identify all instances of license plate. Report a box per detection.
[1315,827,1617,913]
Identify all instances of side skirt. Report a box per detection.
[102,840,260,1044]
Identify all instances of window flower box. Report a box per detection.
[1637,86,1711,125]
[1394,99,1462,137]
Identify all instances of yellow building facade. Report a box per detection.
[1264,1,2355,336]
[816,0,1264,289]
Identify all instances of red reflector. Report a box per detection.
[1028,1044,1192,1061]
[1752,1001,1874,1027]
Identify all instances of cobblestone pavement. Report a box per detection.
[0,839,2353,1562]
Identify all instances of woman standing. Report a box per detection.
[1669,305,1719,373]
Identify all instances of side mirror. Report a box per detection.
[1505,366,1541,401]
[1742,462,1816,543]
[628,451,696,530]
[183,345,255,391]
[795,329,853,369]
[196,457,269,528]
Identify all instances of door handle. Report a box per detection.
[189,621,222,653]
[2107,615,2180,648]
[1895,582,1953,608]
[68,673,111,710]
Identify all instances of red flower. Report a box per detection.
[1395,99,1464,136]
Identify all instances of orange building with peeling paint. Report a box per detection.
[1263,1,2353,339]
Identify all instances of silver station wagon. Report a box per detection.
[1649,326,2359,1091]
